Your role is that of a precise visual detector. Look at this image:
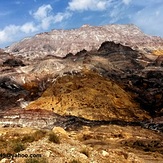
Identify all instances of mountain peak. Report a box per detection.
[4,24,163,60]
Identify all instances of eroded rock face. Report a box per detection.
[123,71,163,116]
[0,28,163,163]
[0,108,162,132]
[0,109,60,129]
[98,41,135,53]
[1,40,163,117]
[4,24,163,60]
[26,71,149,121]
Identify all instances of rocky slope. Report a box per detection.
[4,24,163,59]
[26,71,149,122]
[0,40,163,121]
[0,125,163,163]
[0,24,163,162]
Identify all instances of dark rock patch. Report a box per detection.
[3,58,25,67]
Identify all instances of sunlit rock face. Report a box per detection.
[26,71,149,121]
[1,39,163,117]
[4,24,163,60]
[0,25,163,163]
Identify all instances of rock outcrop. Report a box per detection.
[1,40,163,117]
[26,71,149,121]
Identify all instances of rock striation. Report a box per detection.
[4,24,163,60]
[1,40,163,117]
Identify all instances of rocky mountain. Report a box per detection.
[5,24,163,60]
[0,24,163,162]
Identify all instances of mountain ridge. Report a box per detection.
[4,24,163,60]
[0,25,163,162]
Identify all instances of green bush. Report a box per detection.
[0,129,47,155]
[48,132,60,144]
[21,130,46,143]
[22,135,35,143]
[33,130,47,141]
[11,140,25,153]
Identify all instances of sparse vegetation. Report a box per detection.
[33,130,47,141]
[0,137,25,154]
[21,135,35,143]
[0,129,47,157]
[11,140,25,153]
[48,132,60,144]
[21,130,46,143]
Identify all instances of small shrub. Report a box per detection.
[33,130,47,141]
[0,137,25,154]
[22,130,46,143]
[48,132,60,144]
[0,130,47,155]
[22,135,35,143]
[11,140,25,153]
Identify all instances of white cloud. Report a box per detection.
[68,0,109,11]
[0,30,7,43]
[0,23,38,45]
[0,25,20,43]
[33,4,52,20]
[122,0,132,5]
[109,2,123,23]
[20,22,38,33]
[40,12,71,30]
[40,16,54,30]
[32,4,71,30]
[132,5,163,36]
[0,4,72,47]
[54,12,72,23]
[99,0,126,24]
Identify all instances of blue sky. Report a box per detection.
[0,0,163,48]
